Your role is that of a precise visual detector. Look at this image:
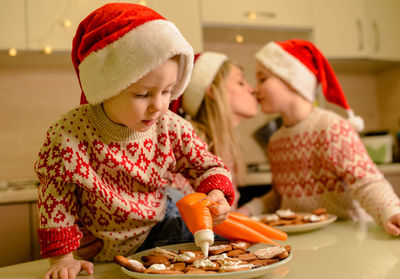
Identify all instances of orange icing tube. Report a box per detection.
[229,212,287,241]
[176,193,215,257]
[213,217,280,246]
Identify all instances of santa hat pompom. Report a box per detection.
[72,3,194,105]
[347,109,365,132]
[182,51,228,117]
[255,39,364,132]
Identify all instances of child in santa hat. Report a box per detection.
[35,3,234,278]
[238,39,400,236]
[167,51,258,210]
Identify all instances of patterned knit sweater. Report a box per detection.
[34,104,233,261]
[245,107,400,225]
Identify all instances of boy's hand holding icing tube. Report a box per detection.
[177,192,288,258]
[207,189,230,225]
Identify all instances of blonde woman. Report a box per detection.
[169,52,259,210]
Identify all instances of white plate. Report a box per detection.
[121,242,292,279]
[253,214,337,233]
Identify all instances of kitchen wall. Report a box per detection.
[376,66,400,134]
[0,54,80,180]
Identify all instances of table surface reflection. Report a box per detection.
[1,219,399,279]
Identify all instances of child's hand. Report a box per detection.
[384,213,400,236]
[207,189,230,226]
[45,253,93,279]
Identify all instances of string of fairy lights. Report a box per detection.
[6,0,265,57]
[6,0,148,57]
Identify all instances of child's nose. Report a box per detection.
[150,95,163,111]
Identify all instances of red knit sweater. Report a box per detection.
[34,104,234,261]
[245,108,400,225]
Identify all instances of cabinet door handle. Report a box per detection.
[243,11,276,20]
[372,21,380,52]
[356,18,364,51]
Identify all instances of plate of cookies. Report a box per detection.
[114,240,292,278]
[253,208,337,233]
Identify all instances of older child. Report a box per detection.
[238,39,400,236]
[35,3,234,279]
[169,52,259,209]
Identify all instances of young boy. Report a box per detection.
[35,3,234,278]
[238,39,400,237]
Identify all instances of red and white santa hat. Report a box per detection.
[182,51,228,117]
[255,39,364,132]
[72,3,194,105]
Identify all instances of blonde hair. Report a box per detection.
[189,61,246,185]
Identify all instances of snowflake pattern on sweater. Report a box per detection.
[34,104,233,261]
[245,108,400,225]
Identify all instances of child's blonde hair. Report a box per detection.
[190,61,246,185]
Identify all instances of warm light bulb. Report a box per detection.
[43,45,52,55]
[248,12,257,20]
[235,34,244,44]
[138,0,147,6]
[8,48,17,56]
[62,19,72,28]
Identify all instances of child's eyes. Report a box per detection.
[133,93,149,98]
[133,90,171,98]
[258,77,267,83]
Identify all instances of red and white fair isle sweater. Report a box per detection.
[34,104,233,261]
[245,108,400,225]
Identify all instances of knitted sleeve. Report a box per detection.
[324,119,400,225]
[34,130,82,258]
[168,114,234,205]
[243,188,281,216]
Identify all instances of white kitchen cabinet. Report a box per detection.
[23,0,202,52]
[201,0,313,30]
[26,0,125,51]
[0,204,31,267]
[0,0,26,49]
[364,0,400,60]
[312,0,400,61]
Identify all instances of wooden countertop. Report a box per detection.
[1,219,399,279]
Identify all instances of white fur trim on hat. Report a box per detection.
[183,52,228,117]
[347,109,365,132]
[79,20,194,104]
[255,42,317,102]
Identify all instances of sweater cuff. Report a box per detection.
[38,225,82,258]
[196,174,234,206]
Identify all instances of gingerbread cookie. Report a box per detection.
[261,208,330,226]
[230,241,251,250]
[115,241,291,275]
[114,255,146,272]
[209,244,232,255]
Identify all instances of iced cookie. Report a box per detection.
[114,255,146,272]
[209,244,232,255]
[254,246,287,260]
